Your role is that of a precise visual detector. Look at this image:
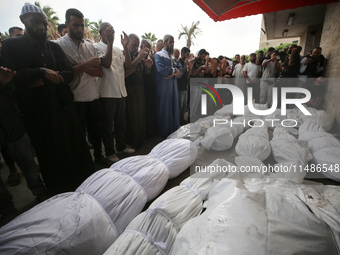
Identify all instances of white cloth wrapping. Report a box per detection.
[76,169,148,235]
[200,125,234,151]
[233,157,306,185]
[149,139,198,179]
[167,116,230,141]
[235,126,271,161]
[298,107,334,132]
[312,148,340,182]
[110,156,170,201]
[171,179,339,255]
[214,104,269,119]
[214,104,234,117]
[298,123,340,182]
[298,120,325,136]
[181,158,231,200]
[167,123,202,141]
[105,159,231,255]
[104,183,203,255]
[286,108,303,127]
[268,162,307,184]
[270,127,313,165]
[104,210,178,255]
[243,103,268,118]
[231,117,247,134]
[0,192,117,255]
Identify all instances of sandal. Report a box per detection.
[8,172,21,186]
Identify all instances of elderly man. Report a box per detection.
[0,32,47,209]
[154,34,182,137]
[94,22,134,162]
[1,4,94,194]
[124,35,153,147]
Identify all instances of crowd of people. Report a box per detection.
[0,3,327,225]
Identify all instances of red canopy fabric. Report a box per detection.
[193,0,339,22]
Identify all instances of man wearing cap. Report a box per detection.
[1,4,95,195]
[154,34,182,137]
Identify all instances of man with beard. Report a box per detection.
[94,22,134,162]
[55,8,107,165]
[277,44,300,106]
[191,49,208,78]
[141,39,158,137]
[124,35,153,147]
[178,47,191,125]
[243,53,261,103]
[232,55,247,103]
[1,4,95,195]
[154,34,182,137]
[300,47,325,79]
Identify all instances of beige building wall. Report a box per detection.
[259,16,300,49]
[320,2,340,131]
[299,24,323,56]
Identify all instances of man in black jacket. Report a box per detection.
[1,4,95,195]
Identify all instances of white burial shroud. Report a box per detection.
[0,192,117,255]
[171,178,340,255]
[298,120,340,182]
[104,159,231,255]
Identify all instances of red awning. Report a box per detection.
[193,0,339,22]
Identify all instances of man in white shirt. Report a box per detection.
[232,55,246,104]
[260,50,279,107]
[243,53,261,103]
[94,22,135,161]
[55,8,108,165]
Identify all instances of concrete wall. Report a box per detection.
[320,2,340,131]
[300,25,323,56]
[258,36,300,50]
[259,16,300,49]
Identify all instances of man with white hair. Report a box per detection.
[1,4,95,194]
[154,34,182,137]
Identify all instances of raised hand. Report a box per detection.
[121,31,129,48]
[105,26,114,44]
[137,47,149,60]
[189,59,194,69]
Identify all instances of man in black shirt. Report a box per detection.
[192,49,208,78]
[1,4,95,194]
[178,47,191,125]
[277,44,301,107]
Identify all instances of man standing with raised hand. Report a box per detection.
[94,22,135,163]
[1,4,94,195]
[243,53,261,103]
[154,34,182,137]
